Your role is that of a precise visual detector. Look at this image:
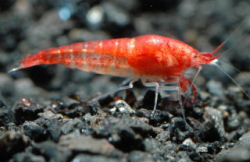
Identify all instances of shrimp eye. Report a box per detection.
[192,53,198,58]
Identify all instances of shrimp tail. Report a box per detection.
[9,54,43,72]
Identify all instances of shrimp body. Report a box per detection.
[12,35,222,106]
[14,35,215,78]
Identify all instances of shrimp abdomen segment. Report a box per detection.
[39,39,133,76]
[63,39,133,76]
[14,38,134,76]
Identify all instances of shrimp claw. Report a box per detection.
[179,77,197,103]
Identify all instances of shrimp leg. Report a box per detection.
[141,79,159,117]
[142,79,186,120]
[89,77,138,103]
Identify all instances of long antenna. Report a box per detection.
[219,15,250,57]
[211,59,250,99]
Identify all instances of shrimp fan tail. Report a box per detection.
[9,54,43,72]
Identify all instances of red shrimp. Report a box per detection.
[10,35,223,119]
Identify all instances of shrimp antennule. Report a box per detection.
[199,42,225,58]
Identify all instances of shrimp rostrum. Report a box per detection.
[10,35,223,118]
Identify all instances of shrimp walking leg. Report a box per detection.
[141,80,160,117]
[120,78,133,87]
[142,79,186,120]
[158,84,186,121]
[89,78,138,103]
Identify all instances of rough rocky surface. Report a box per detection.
[1,0,250,161]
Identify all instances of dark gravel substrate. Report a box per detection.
[1,0,250,162]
